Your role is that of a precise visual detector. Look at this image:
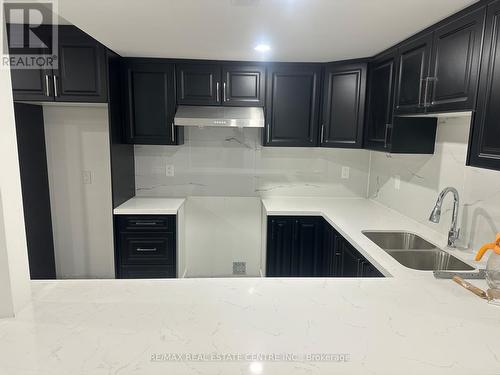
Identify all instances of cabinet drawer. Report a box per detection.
[116,215,175,232]
[119,265,176,279]
[119,232,175,265]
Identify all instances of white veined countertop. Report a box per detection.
[113,196,186,215]
[1,197,498,375]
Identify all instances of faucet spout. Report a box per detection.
[428,187,460,247]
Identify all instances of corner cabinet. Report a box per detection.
[365,49,438,154]
[365,50,397,151]
[176,62,265,107]
[468,0,500,171]
[122,59,183,145]
[266,216,383,278]
[320,61,367,148]
[264,64,321,147]
[394,33,433,115]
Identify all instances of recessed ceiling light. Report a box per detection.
[254,44,271,52]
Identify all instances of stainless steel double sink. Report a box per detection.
[362,231,474,271]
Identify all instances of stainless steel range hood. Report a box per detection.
[174,106,264,128]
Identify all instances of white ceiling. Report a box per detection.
[56,0,479,62]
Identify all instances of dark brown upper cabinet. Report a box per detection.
[8,25,107,103]
[54,25,107,102]
[468,0,500,171]
[176,63,221,105]
[222,64,265,106]
[176,63,265,106]
[365,50,438,154]
[394,6,486,115]
[427,6,486,112]
[365,50,397,151]
[320,61,367,148]
[264,64,321,147]
[394,33,433,115]
[7,25,53,101]
[122,60,183,145]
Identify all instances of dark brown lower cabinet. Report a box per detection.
[266,216,383,277]
[114,215,177,278]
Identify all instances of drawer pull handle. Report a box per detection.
[136,248,157,252]
[133,221,159,226]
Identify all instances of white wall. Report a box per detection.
[0,30,31,317]
[369,115,500,252]
[43,106,115,279]
[135,127,370,198]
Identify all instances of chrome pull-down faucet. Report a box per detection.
[429,187,460,248]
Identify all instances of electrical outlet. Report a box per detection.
[82,170,92,184]
[165,165,174,177]
[394,175,401,190]
[341,166,350,179]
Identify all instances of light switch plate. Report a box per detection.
[165,165,175,177]
[341,166,350,179]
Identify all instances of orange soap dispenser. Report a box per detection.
[475,233,500,289]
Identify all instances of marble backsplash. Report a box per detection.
[368,115,500,252]
[135,127,370,198]
[135,118,500,252]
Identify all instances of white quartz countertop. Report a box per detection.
[113,197,185,215]
[1,197,499,375]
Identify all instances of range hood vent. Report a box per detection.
[174,106,264,128]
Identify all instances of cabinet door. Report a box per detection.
[320,62,366,148]
[266,217,294,277]
[468,1,500,170]
[7,24,54,101]
[176,63,221,105]
[291,217,323,277]
[365,50,397,151]
[265,64,321,147]
[361,261,383,277]
[322,224,337,277]
[394,33,432,114]
[55,26,107,102]
[222,64,265,106]
[338,240,362,277]
[427,7,485,112]
[123,60,181,145]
